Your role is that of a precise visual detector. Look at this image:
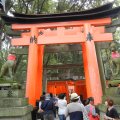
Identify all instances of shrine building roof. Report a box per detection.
[1,2,120,24]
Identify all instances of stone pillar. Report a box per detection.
[0,85,32,120]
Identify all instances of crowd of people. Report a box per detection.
[35,92,119,120]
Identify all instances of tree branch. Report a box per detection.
[39,0,46,14]
[78,0,88,11]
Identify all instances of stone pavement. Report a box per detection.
[37,116,70,120]
[55,116,59,120]
[55,116,70,120]
[36,111,70,120]
[37,116,59,120]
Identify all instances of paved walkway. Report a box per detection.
[36,111,70,120]
[37,116,59,120]
[55,116,70,120]
[55,116,59,120]
[37,116,69,120]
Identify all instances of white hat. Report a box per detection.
[70,93,79,100]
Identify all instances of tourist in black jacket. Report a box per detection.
[41,93,55,120]
[104,99,119,120]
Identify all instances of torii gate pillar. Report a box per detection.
[25,27,44,105]
[82,24,103,104]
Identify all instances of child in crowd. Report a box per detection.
[85,97,99,120]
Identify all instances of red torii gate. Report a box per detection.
[11,18,112,105]
[2,3,120,106]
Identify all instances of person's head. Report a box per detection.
[55,94,58,97]
[42,91,46,95]
[105,98,110,106]
[89,97,94,105]
[85,98,90,105]
[63,93,66,99]
[58,93,66,100]
[108,99,114,107]
[45,93,51,100]
[40,96,45,101]
[50,93,53,98]
[70,93,79,102]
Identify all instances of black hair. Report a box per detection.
[58,93,65,99]
[108,99,114,106]
[40,96,45,101]
[85,97,94,105]
[89,97,94,101]
[42,91,46,95]
[85,98,90,105]
[71,98,79,102]
[50,93,53,98]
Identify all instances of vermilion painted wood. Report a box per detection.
[21,32,31,37]
[82,42,92,97]
[38,33,85,44]
[38,33,112,45]
[26,43,38,106]
[12,26,112,46]
[92,33,112,42]
[11,17,113,106]
[12,33,112,45]
[36,45,44,101]
[47,80,87,101]
[25,27,40,106]
[92,26,105,33]
[12,37,30,46]
[20,26,105,37]
[82,24,103,104]
[12,18,111,30]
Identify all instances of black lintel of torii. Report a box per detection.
[1,2,120,24]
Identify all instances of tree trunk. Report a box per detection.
[42,69,47,92]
